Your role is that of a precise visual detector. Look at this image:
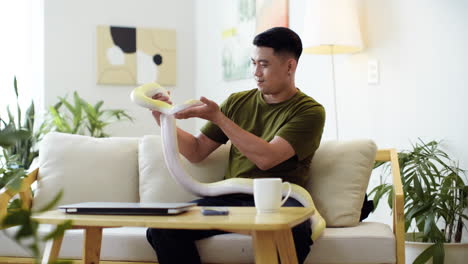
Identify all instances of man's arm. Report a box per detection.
[175,97,295,170]
[150,93,221,163]
[174,128,222,163]
[215,116,295,170]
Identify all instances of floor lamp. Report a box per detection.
[302,0,363,140]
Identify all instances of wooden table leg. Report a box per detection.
[275,229,298,264]
[83,227,103,264]
[252,230,278,264]
[41,235,64,264]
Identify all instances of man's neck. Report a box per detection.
[262,85,298,104]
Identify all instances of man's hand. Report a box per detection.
[151,92,172,126]
[148,92,221,163]
[175,97,223,124]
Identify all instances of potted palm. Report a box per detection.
[1,120,72,263]
[1,77,39,170]
[3,77,134,172]
[38,91,133,138]
[370,139,468,264]
[1,77,133,263]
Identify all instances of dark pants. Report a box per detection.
[146,194,313,264]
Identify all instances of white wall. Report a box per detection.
[196,0,468,157]
[195,0,468,240]
[44,0,196,137]
[194,0,258,130]
[0,1,43,118]
[359,0,468,241]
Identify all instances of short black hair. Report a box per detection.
[253,27,302,61]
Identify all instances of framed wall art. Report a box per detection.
[96,25,176,86]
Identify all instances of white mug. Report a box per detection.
[253,178,292,214]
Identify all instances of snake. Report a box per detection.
[131,82,326,240]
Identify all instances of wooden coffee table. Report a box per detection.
[33,206,314,264]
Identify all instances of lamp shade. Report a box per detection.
[302,0,363,54]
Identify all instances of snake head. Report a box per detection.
[131,83,205,115]
[131,83,173,113]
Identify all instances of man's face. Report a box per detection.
[251,46,291,96]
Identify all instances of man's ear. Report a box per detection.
[287,58,298,73]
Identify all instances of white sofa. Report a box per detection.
[0,132,405,264]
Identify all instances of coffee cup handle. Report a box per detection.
[280,181,292,206]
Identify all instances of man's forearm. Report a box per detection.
[215,115,279,170]
[154,111,202,162]
[175,127,201,162]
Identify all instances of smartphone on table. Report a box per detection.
[201,207,229,215]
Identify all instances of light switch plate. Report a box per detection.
[368,60,379,85]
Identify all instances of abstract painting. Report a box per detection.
[96,25,176,86]
[222,0,256,81]
[256,0,289,34]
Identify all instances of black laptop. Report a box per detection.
[58,202,197,215]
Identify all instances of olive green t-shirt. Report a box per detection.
[200,88,325,188]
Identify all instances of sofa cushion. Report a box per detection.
[0,226,154,262]
[139,135,229,203]
[306,222,395,263]
[306,140,377,227]
[33,132,140,210]
[199,223,395,264]
[0,222,395,264]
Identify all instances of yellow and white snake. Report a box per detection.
[131,83,326,240]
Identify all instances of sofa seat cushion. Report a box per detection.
[0,222,394,264]
[0,225,155,262]
[0,226,32,257]
[198,222,395,264]
[306,222,396,264]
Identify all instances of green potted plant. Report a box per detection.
[1,77,133,263]
[1,118,72,264]
[1,77,39,170]
[2,78,134,171]
[370,139,468,264]
[38,91,133,138]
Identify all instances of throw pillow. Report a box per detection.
[307,139,377,227]
[138,135,229,203]
[33,132,140,210]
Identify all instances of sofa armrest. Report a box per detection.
[375,149,405,264]
[0,168,38,220]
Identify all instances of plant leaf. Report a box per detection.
[0,129,30,148]
[36,190,64,213]
[13,76,19,97]
[5,168,25,191]
[413,243,436,264]
[42,220,73,241]
[432,242,445,264]
[1,208,30,229]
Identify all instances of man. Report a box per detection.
[146,27,325,264]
